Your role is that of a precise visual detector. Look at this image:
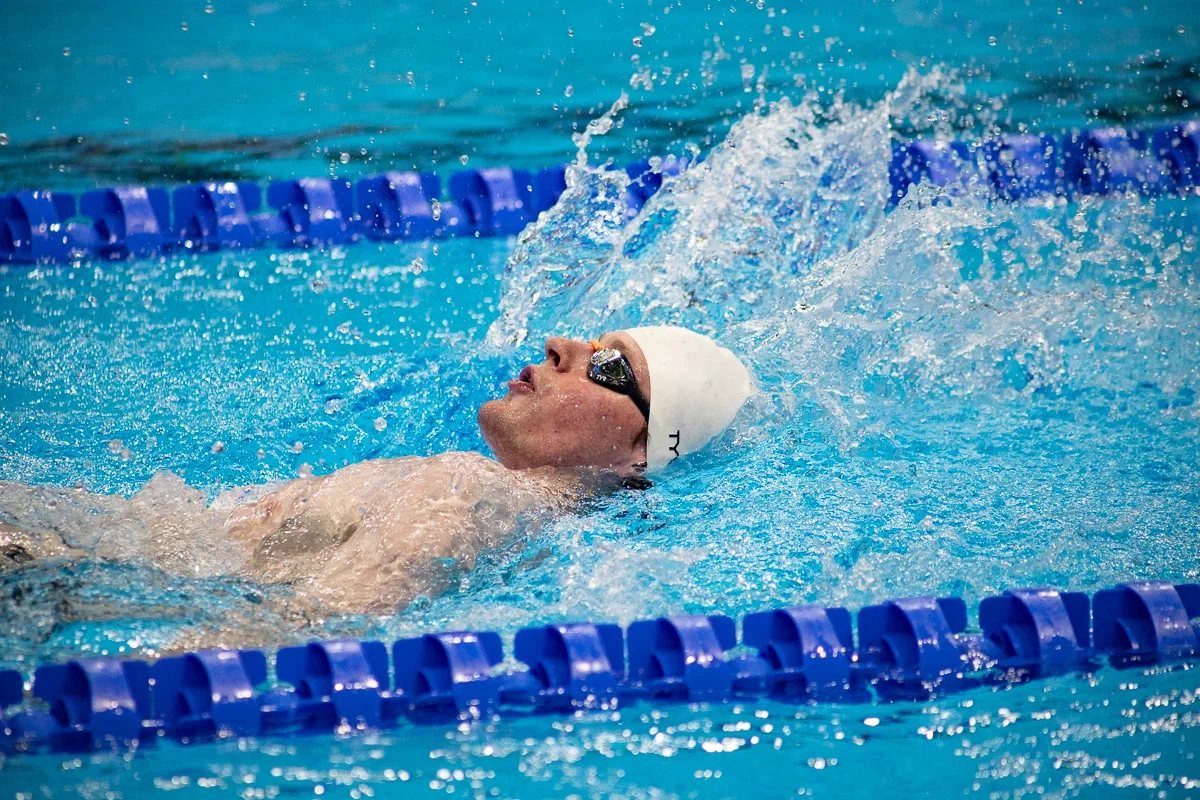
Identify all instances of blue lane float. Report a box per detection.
[151,649,268,738]
[392,631,505,720]
[272,639,390,729]
[2,580,1198,754]
[741,605,862,701]
[78,186,173,259]
[978,588,1091,675]
[509,622,625,709]
[1,122,1198,266]
[1092,582,1200,665]
[172,182,262,251]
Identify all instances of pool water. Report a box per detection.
[3,0,1200,797]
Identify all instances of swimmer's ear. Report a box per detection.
[632,426,648,467]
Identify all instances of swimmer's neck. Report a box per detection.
[477,453,639,498]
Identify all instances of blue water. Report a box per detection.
[3,0,1200,797]
[0,0,1197,191]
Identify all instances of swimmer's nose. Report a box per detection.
[544,336,589,374]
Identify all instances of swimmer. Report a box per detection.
[0,327,753,615]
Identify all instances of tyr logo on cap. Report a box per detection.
[668,430,681,459]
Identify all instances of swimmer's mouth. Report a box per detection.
[507,365,535,393]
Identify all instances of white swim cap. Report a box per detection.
[624,326,754,472]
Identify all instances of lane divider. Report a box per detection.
[2,122,1195,266]
[1,580,1197,752]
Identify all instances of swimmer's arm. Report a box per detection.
[0,520,85,571]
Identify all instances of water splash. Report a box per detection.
[1,70,1198,663]
[455,69,1200,635]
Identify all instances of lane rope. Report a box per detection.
[2,580,1198,751]
[1,123,1197,265]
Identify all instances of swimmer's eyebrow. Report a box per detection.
[599,331,632,351]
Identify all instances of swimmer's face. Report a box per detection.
[477,332,651,473]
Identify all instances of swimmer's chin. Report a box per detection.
[475,397,521,469]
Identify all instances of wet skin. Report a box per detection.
[477,331,652,473]
[1,333,653,617]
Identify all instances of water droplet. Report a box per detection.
[292,441,304,454]
[298,91,307,101]
[119,448,132,462]
[567,28,574,37]
[0,133,8,146]
[256,448,266,459]
[1178,25,1186,34]
[564,84,574,98]
[211,441,225,454]
[339,152,350,164]
[374,417,388,432]
[640,22,656,36]
[181,21,189,31]
[988,35,997,46]
[632,36,643,47]
[62,47,71,57]
[368,59,376,69]
[204,2,214,13]
[298,463,313,477]
[126,76,133,84]
[459,154,469,165]
[108,439,123,454]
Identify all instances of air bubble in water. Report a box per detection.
[108,439,123,454]
[339,152,350,164]
[632,36,643,47]
[211,441,225,454]
[988,35,997,46]
[63,47,70,57]
[298,91,307,101]
[205,3,214,13]
[459,154,469,165]
[564,85,574,98]
[298,463,313,477]
[374,417,388,432]
[292,441,304,453]
[640,22,656,36]
[0,133,8,146]
[181,21,189,31]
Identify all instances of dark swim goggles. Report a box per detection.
[588,340,651,421]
